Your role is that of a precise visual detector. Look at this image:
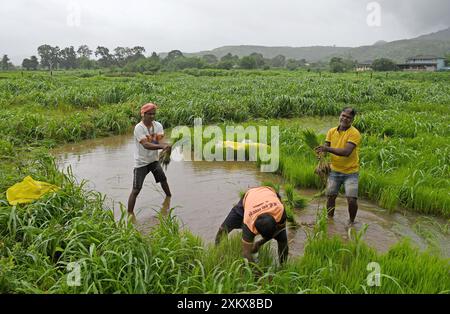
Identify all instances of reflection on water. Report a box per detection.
[53,127,449,258]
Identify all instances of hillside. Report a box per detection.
[175,27,450,63]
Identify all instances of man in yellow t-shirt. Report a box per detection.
[315,107,361,225]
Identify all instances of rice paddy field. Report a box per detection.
[0,69,449,293]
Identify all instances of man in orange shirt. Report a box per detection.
[215,186,288,264]
[315,107,361,225]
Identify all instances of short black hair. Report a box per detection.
[254,214,277,239]
[342,107,357,117]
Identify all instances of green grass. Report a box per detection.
[1,174,448,293]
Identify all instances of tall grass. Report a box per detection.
[2,169,448,294]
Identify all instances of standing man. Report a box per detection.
[127,103,172,214]
[215,186,289,265]
[315,107,361,225]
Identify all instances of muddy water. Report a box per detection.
[289,190,449,257]
[53,120,449,258]
[52,133,280,244]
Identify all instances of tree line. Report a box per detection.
[1,44,321,72]
[2,44,450,72]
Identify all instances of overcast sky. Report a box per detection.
[1,0,449,64]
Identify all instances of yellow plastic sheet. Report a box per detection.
[6,176,60,205]
[222,141,270,151]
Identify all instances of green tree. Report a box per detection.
[271,55,286,68]
[371,58,398,71]
[249,52,265,68]
[167,57,205,71]
[1,55,10,70]
[202,54,218,64]
[129,46,146,62]
[445,54,450,66]
[38,45,60,70]
[329,57,346,72]
[77,45,93,58]
[29,56,39,70]
[149,52,160,63]
[239,56,257,69]
[95,46,114,68]
[166,50,184,62]
[78,56,95,69]
[125,57,160,73]
[217,53,238,69]
[59,46,77,69]
[286,59,299,71]
[220,53,239,64]
[22,58,32,70]
[113,47,131,67]
[216,60,234,70]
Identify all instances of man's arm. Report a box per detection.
[274,229,288,264]
[251,237,271,254]
[139,138,169,151]
[242,240,255,262]
[316,142,356,157]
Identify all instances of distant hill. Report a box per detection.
[188,45,351,61]
[168,27,450,63]
[415,27,450,41]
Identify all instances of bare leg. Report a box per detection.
[160,180,172,197]
[127,188,141,214]
[347,197,358,223]
[327,195,337,218]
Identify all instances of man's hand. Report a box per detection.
[161,144,171,152]
[315,145,329,154]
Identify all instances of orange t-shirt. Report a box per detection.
[243,186,284,234]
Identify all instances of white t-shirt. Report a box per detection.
[134,121,164,168]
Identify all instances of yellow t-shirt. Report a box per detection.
[326,126,361,174]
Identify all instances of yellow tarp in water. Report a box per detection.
[222,141,270,151]
[6,176,60,205]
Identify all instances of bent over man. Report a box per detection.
[215,186,288,264]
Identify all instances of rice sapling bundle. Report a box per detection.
[159,131,187,170]
[159,147,171,170]
[302,129,330,188]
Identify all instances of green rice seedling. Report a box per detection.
[302,129,330,188]
[261,181,280,193]
[283,184,307,209]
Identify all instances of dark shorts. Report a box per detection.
[221,199,245,231]
[133,161,167,190]
[326,171,359,198]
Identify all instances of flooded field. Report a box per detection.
[53,130,449,258]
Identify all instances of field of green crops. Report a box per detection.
[0,69,449,293]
